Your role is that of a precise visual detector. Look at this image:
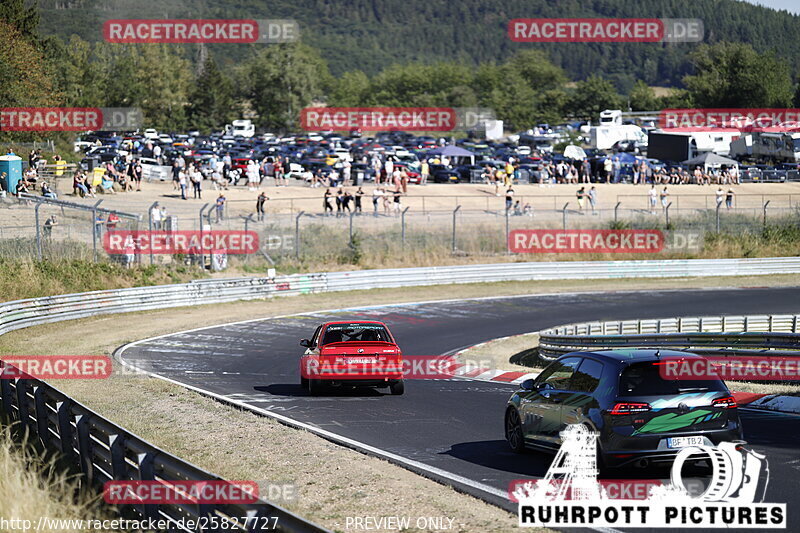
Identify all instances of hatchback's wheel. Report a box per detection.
[389,380,405,395]
[505,408,525,453]
[308,378,323,395]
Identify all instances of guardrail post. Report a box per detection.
[295,211,305,260]
[0,377,11,416]
[134,452,160,520]
[452,205,461,253]
[401,206,409,248]
[108,434,127,479]
[562,202,569,230]
[56,400,75,460]
[35,202,42,260]
[147,201,157,266]
[33,386,49,446]
[763,200,770,231]
[75,414,93,481]
[665,201,672,227]
[614,201,621,223]
[92,200,103,263]
[15,380,29,427]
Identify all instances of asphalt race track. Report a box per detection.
[118,287,800,531]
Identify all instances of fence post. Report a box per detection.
[401,206,409,248]
[295,211,304,260]
[665,201,672,227]
[763,200,770,231]
[562,202,569,230]
[505,208,510,254]
[715,203,721,233]
[198,203,209,268]
[452,205,461,253]
[35,202,42,260]
[147,201,157,266]
[349,211,355,248]
[92,200,103,263]
[614,201,621,223]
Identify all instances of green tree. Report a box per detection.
[567,76,624,119]
[187,55,238,133]
[628,80,659,111]
[506,50,567,92]
[683,42,793,108]
[329,70,370,106]
[0,0,40,41]
[243,43,332,131]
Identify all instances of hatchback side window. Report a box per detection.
[569,358,605,393]
[310,326,322,348]
[536,357,581,390]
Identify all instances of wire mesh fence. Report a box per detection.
[0,192,798,270]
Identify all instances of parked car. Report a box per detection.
[429,164,460,183]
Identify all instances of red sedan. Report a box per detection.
[299,321,404,395]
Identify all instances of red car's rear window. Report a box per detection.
[322,324,392,344]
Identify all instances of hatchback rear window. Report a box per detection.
[322,324,392,344]
[618,361,726,396]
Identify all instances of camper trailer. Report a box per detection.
[729,131,800,163]
[589,109,648,150]
[226,119,255,138]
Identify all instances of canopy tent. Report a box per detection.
[597,152,641,165]
[563,145,587,161]
[683,152,739,172]
[425,144,476,165]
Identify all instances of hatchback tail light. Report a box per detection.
[610,402,651,415]
[712,396,737,408]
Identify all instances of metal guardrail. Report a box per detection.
[0,256,799,529]
[538,313,800,359]
[0,368,325,532]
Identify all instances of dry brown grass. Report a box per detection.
[0,427,118,532]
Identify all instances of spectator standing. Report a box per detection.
[603,157,613,183]
[354,187,364,213]
[725,188,735,209]
[372,187,382,215]
[43,215,57,238]
[392,188,402,215]
[215,193,226,222]
[660,187,669,209]
[323,188,333,215]
[505,186,515,212]
[715,187,725,208]
[151,202,163,230]
[588,186,597,213]
[576,186,585,210]
[256,192,269,221]
[648,185,657,214]
[420,160,429,185]
[190,165,202,199]
[178,169,187,200]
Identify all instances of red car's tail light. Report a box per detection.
[610,402,651,415]
[712,396,737,408]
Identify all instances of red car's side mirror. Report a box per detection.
[300,339,311,348]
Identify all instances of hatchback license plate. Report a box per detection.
[667,436,704,448]
[347,357,377,364]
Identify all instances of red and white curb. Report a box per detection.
[451,338,800,415]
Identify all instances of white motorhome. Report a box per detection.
[730,131,800,163]
[226,119,255,138]
[590,109,648,150]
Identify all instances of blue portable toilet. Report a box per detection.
[0,153,23,195]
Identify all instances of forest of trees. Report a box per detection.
[3,0,800,136]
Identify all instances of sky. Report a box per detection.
[742,0,800,15]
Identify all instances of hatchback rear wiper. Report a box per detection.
[677,387,709,392]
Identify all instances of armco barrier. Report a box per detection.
[538,313,800,359]
[0,366,325,532]
[1,256,799,529]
